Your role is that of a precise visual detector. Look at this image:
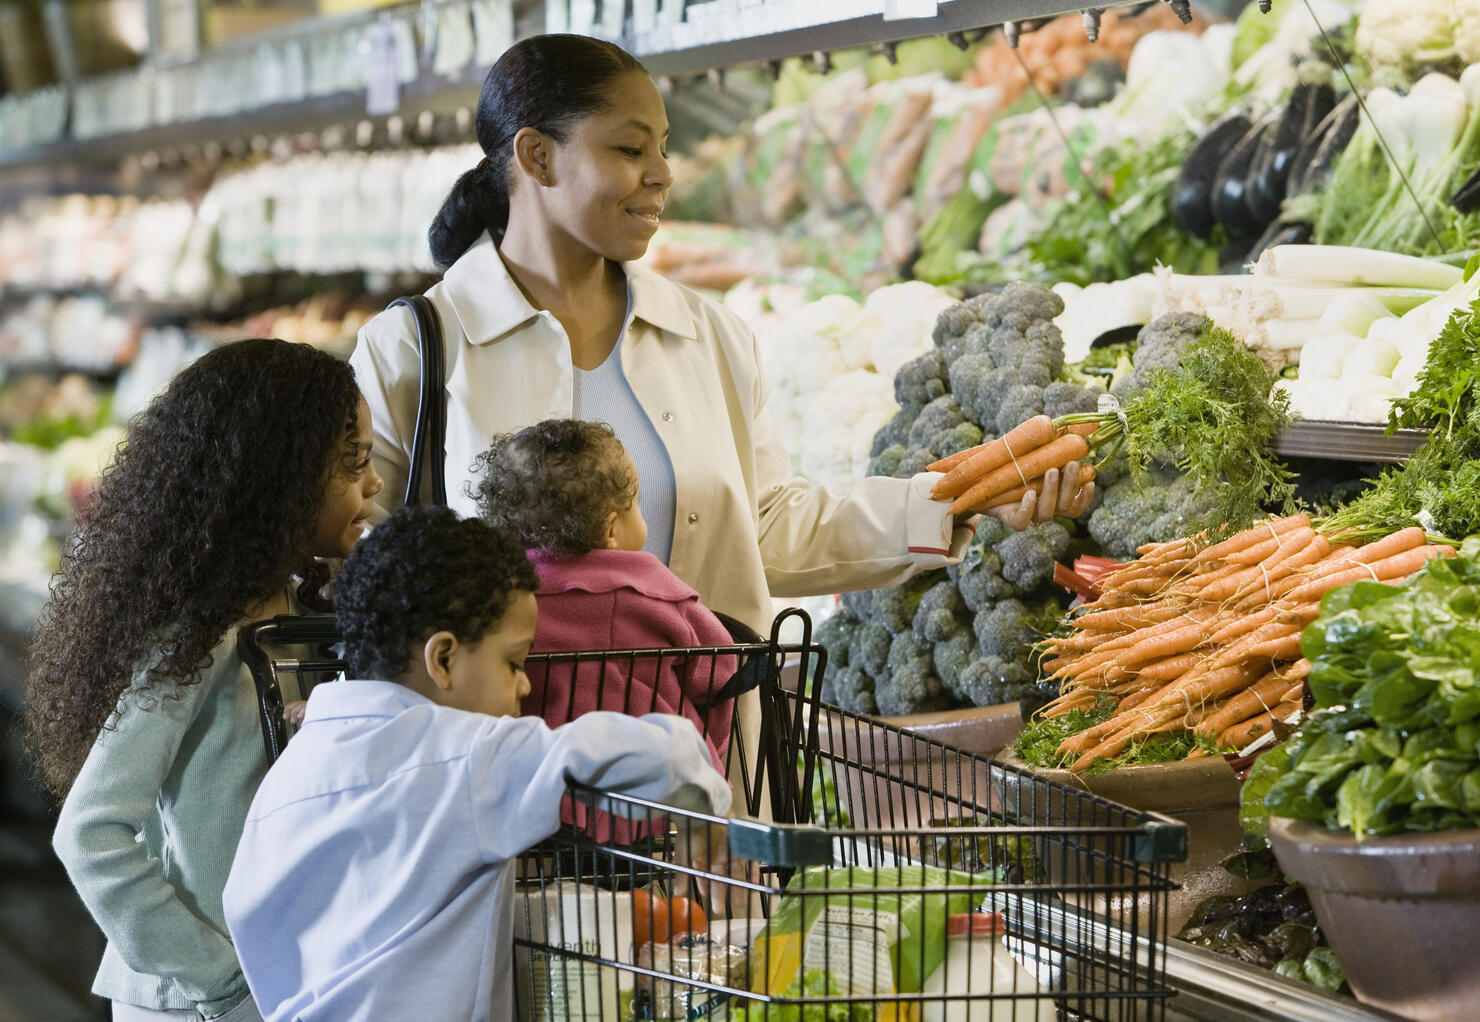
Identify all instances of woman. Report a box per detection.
[350,34,1090,635]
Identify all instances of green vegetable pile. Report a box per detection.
[1323,290,1480,541]
[1247,537,1480,840]
[1012,695,1206,774]
[742,969,871,1022]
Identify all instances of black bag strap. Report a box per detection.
[388,294,447,507]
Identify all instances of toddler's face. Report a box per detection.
[448,591,538,717]
[606,451,648,552]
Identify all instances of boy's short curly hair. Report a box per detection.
[336,505,538,681]
[473,419,636,557]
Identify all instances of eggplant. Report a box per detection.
[1244,217,1313,264]
[1212,119,1272,239]
[1452,164,1480,214]
[1173,112,1253,238]
[1249,81,1335,223]
[1287,95,1359,197]
[1244,114,1285,225]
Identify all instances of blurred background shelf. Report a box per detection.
[1272,422,1428,465]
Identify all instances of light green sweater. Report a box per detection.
[53,623,268,1016]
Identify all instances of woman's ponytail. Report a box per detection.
[426,34,643,270]
[428,160,510,269]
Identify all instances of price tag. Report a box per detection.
[884,0,938,18]
[364,21,400,116]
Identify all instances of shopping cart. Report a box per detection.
[512,611,1189,1022]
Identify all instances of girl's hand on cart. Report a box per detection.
[676,818,754,914]
[283,700,308,727]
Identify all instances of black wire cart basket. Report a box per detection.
[508,610,1189,1022]
[237,609,1188,1021]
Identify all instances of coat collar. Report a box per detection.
[528,548,698,603]
[301,679,432,723]
[441,234,697,346]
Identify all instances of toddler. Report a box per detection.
[475,419,738,765]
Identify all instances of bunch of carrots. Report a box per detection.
[927,414,1099,513]
[1036,516,1455,773]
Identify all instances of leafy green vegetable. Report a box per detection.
[1324,295,1480,541]
[1255,537,1480,839]
[743,969,872,1022]
[1065,322,1300,539]
[1014,694,1206,774]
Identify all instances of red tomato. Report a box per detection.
[631,890,709,949]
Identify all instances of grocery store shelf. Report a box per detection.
[0,0,1167,172]
[1272,421,1427,464]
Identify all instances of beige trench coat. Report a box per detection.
[350,234,970,635]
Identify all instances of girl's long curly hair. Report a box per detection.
[25,339,363,800]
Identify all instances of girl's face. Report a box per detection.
[605,451,648,552]
[306,400,383,560]
[541,72,673,263]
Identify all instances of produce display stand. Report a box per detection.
[1271,422,1428,464]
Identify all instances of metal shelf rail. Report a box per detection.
[0,0,1185,171]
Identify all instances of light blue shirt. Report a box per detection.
[574,286,678,564]
[221,681,730,1022]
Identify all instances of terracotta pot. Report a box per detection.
[1267,817,1480,1021]
[994,753,1265,931]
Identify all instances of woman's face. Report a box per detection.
[306,399,383,561]
[543,72,673,263]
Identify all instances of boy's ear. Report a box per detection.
[423,632,459,691]
[602,510,620,549]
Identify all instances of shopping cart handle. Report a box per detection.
[727,816,832,867]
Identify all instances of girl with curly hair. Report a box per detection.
[475,419,735,771]
[26,338,383,1022]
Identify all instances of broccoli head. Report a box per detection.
[868,572,937,632]
[955,654,1036,708]
[894,446,937,478]
[894,349,950,407]
[1041,380,1102,420]
[933,633,976,695]
[814,611,860,670]
[1089,466,1208,559]
[933,301,984,356]
[869,402,922,458]
[822,664,878,716]
[954,552,1021,612]
[877,631,953,716]
[946,353,996,427]
[953,362,1049,431]
[907,396,965,451]
[972,597,1062,662]
[977,281,1065,336]
[994,384,1048,436]
[996,521,1071,592]
[849,621,892,677]
[1111,311,1207,399]
[868,444,905,478]
[912,580,969,642]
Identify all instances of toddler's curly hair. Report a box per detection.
[473,419,635,557]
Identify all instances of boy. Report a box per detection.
[222,506,731,1022]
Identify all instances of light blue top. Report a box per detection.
[52,625,267,1017]
[222,681,730,1022]
[573,287,678,564]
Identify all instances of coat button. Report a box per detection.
[687,513,699,524]
[662,411,674,422]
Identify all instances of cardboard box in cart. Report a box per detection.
[515,884,633,1022]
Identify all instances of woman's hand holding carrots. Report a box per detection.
[928,415,1099,525]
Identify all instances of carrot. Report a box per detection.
[931,415,1056,499]
[1194,670,1294,737]
[1070,599,1187,631]
[1284,545,1450,604]
[1201,619,1305,673]
[947,433,1091,515]
[926,440,992,475]
[1065,421,1100,439]
[1110,615,1220,669]
[1278,680,1307,705]
[1152,660,1267,716]
[1195,527,1316,603]
[1098,606,1217,655]
[1190,515,1309,566]
[1351,526,1427,565]
[1068,705,1182,771]
[1137,652,1204,682]
[1207,605,1282,646]
[1217,702,1300,750]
